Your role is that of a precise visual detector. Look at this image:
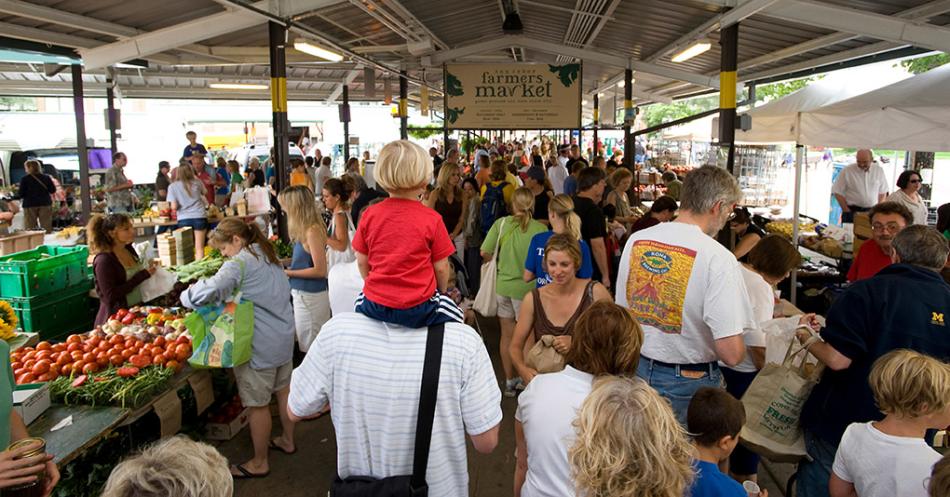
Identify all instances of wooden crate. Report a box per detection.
[0,231,45,256]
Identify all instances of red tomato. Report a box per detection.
[16,373,35,384]
[152,355,165,366]
[82,344,93,353]
[55,355,70,367]
[109,354,123,366]
[35,350,52,361]
[22,351,35,361]
[116,309,128,318]
[66,335,82,344]
[166,360,182,373]
[82,363,98,374]
[36,341,51,351]
[36,373,50,382]
[82,352,96,364]
[153,336,166,348]
[108,335,123,345]
[96,356,109,367]
[174,344,191,362]
[60,364,72,376]
[31,360,51,375]
[121,349,134,360]
[162,351,176,363]
[111,343,124,353]
[52,343,66,353]
[66,343,81,352]
[23,359,35,370]
[175,335,191,345]
[149,346,164,358]
[129,355,150,368]
[70,350,84,361]
[87,336,101,347]
[10,361,22,371]
[47,369,58,380]
[13,368,25,378]
[9,352,21,363]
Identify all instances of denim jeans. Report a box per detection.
[796,430,837,497]
[636,358,724,426]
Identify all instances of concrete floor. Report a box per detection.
[210,315,795,497]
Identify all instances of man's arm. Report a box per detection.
[798,332,852,370]
[713,335,745,367]
[829,473,858,497]
[589,237,610,288]
[877,192,886,203]
[469,424,499,454]
[834,194,850,212]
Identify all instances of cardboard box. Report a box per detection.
[204,407,250,440]
[13,383,50,426]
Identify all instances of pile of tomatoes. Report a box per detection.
[10,334,192,385]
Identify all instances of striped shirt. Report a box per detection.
[288,313,502,496]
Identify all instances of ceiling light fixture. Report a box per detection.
[293,39,344,62]
[671,40,712,63]
[209,83,268,90]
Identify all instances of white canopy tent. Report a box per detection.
[798,63,950,150]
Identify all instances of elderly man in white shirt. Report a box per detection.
[832,149,889,223]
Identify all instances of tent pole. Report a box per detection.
[791,141,804,307]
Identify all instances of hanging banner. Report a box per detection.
[444,63,582,129]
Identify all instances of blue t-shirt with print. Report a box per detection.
[183,143,208,158]
[216,167,230,195]
[689,460,745,497]
[524,230,593,288]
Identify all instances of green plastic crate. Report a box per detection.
[5,279,94,339]
[0,245,90,299]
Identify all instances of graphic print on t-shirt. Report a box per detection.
[626,240,696,333]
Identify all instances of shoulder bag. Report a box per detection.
[185,259,255,368]
[473,218,508,317]
[331,322,445,497]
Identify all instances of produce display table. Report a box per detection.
[28,368,204,466]
[28,404,126,466]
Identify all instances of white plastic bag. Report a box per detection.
[244,186,270,213]
[139,267,177,303]
[761,315,825,367]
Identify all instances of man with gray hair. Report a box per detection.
[615,165,753,423]
[796,225,950,497]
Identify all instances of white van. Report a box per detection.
[227,143,304,168]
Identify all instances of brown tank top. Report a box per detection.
[532,281,595,341]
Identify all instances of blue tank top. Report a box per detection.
[288,241,329,293]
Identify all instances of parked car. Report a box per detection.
[227,143,304,169]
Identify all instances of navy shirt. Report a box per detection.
[524,231,593,287]
[183,143,208,158]
[288,241,328,293]
[215,167,230,195]
[689,460,745,497]
[801,264,950,445]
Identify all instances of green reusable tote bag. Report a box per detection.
[186,259,254,368]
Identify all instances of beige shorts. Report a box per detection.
[233,361,293,407]
[496,295,523,320]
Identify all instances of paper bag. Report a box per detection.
[140,267,177,303]
[525,335,565,374]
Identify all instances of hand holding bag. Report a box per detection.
[525,335,566,374]
[185,260,255,368]
[739,326,824,462]
[330,323,445,497]
[473,218,506,317]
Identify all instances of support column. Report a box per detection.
[399,69,408,140]
[105,69,118,155]
[342,84,351,162]
[719,22,739,175]
[623,68,636,202]
[72,64,91,223]
[269,20,290,240]
[593,93,599,159]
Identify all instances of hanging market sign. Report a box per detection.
[443,63,582,129]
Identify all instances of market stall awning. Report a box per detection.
[798,63,950,150]
[736,66,907,144]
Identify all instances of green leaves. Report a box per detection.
[446,72,464,96]
[548,63,581,88]
[446,107,466,124]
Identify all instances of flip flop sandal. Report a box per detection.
[231,464,270,479]
[268,440,297,455]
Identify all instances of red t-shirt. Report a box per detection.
[352,198,455,309]
[847,239,892,282]
[196,170,215,204]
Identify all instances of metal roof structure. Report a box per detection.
[0,0,947,108]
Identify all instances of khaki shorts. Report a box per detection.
[496,295,523,320]
[233,361,293,407]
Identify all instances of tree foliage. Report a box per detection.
[900,53,950,75]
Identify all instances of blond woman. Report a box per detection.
[480,187,547,396]
[278,185,330,352]
[570,375,694,497]
[102,436,231,497]
[425,162,467,259]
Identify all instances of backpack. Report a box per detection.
[480,181,509,235]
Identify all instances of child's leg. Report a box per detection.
[355,292,464,328]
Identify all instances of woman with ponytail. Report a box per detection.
[523,194,593,288]
[180,217,296,479]
[480,187,547,397]
[88,213,157,326]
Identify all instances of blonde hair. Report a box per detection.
[24,160,41,175]
[510,187,535,231]
[278,185,327,244]
[930,453,950,497]
[176,163,201,199]
[570,376,694,497]
[435,162,462,202]
[870,349,950,418]
[210,217,280,266]
[544,233,583,272]
[375,140,430,192]
[610,167,632,188]
[549,194,582,240]
[101,436,232,497]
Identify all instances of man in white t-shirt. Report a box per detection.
[314,156,332,196]
[287,313,502,497]
[831,149,888,223]
[615,165,752,423]
[547,146,569,195]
